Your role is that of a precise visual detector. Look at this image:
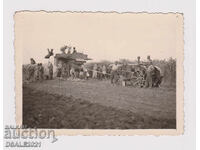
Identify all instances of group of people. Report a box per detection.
[55,61,90,80]
[54,62,110,81]
[26,58,54,82]
[79,55,156,87]
[99,55,161,88]
[25,55,162,88]
[91,64,109,80]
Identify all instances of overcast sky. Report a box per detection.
[15,12,182,64]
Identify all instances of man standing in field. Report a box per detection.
[137,56,141,65]
[147,55,153,66]
[48,61,53,80]
[56,61,62,78]
[92,64,98,79]
[38,63,44,81]
[102,65,107,79]
[82,65,90,80]
[145,65,154,88]
[111,61,120,84]
[145,55,154,88]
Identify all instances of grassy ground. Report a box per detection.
[23,79,176,129]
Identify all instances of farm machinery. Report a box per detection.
[114,64,147,87]
[114,63,163,88]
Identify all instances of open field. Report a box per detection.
[23,79,176,129]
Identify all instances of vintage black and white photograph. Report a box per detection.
[14,12,184,134]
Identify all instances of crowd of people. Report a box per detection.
[53,55,156,87]
[24,55,162,88]
[23,58,54,82]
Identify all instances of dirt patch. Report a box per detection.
[23,85,176,129]
[27,79,176,120]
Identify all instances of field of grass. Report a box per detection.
[23,79,176,129]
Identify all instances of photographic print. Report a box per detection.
[14,11,184,135]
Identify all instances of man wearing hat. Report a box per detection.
[147,55,153,66]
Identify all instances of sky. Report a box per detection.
[14,12,182,64]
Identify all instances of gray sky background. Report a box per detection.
[15,12,180,64]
